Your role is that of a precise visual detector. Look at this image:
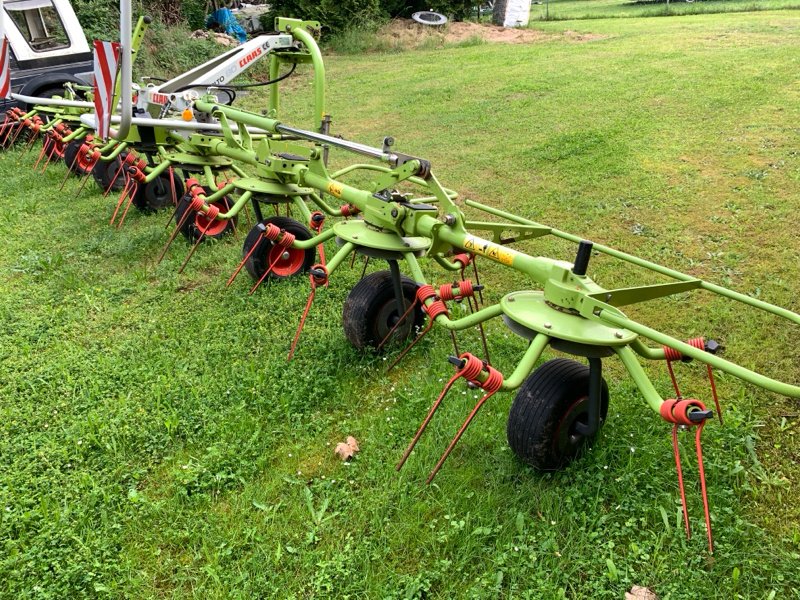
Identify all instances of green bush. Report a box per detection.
[133,21,226,80]
[388,0,476,20]
[180,0,207,31]
[265,0,383,33]
[71,0,119,41]
[72,0,209,39]
[265,0,476,33]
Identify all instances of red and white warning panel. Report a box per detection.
[0,37,10,100]
[92,40,121,140]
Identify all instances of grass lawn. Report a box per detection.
[529,0,800,20]
[1,9,799,599]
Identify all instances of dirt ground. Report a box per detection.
[379,19,607,47]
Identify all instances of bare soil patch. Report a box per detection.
[378,19,607,47]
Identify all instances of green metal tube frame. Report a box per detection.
[193,97,800,410]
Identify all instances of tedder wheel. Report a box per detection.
[173,187,237,242]
[22,87,68,113]
[63,139,94,176]
[507,358,609,471]
[342,270,425,351]
[92,152,127,193]
[242,216,315,281]
[133,170,185,213]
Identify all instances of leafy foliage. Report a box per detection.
[70,0,119,41]
[265,0,477,32]
[72,0,209,40]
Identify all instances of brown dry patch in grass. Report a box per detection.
[378,19,608,48]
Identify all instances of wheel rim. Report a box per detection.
[53,140,66,158]
[374,298,413,343]
[146,177,174,209]
[267,244,305,276]
[76,147,94,171]
[554,396,592,455]
[194,200,231,237]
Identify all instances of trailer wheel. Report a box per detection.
[507,358,609,471]
[134,170,185,213]
[92,153,127,193]
[174,188,236,242]
[63,140,94,175]
[242,216,315,281]
[342,270,424,351]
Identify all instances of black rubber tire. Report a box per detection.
[173,188,236,242]
[92,153,128,193]
[133,170,185,213]
[63,139,93,175]
[22,85,76,113]
[242,216,315,281]
[342,270,425,351]
[507,358,609,471]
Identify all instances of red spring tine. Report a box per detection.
[59,145,85,191]
[7,120,26,146]
[168,167,177,205]
[1,114,22,146]
[177,204,221,273]
[377,297,419,351]
[243,203,252,230]
[164,199,183,229]
[157,200,198,265]
[42,139,60,173]
[671,423,691,539]
[13,118,32,144]
[316,239,325,266]
[75,172,93,197]
[694,424,713,553]
[309,211,326,264]
[164,176,195,229]
[110,174,134,225]
[286,266,328,361]
[425,390,495,485]
[707,365,722,426]
[426,365,502,484]
[287,284,317,361]
[0,121,12,147]
[385,319,435,373]
[469,291,492,365]
[104,159,127,197]
[227,200,238,238]
[33,136,50,170]
[18,130,40,161]
[227,231,264,287]
[385,287,446,372]
[396,369,463,471]
[115,181,139,229]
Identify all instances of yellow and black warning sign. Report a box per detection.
[327,181,344,198]
[463,235,515,266]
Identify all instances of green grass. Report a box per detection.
[2,9,800,599]
[530,0,800,20]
